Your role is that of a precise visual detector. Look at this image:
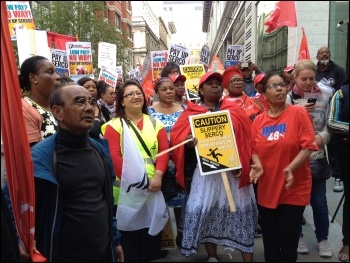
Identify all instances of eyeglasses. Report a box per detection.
[123,91,143,98]
[266,82,286,90]
[230,78,244,83]
[107,92,116,96]
[73,97,97,108]
[117,79,123,82]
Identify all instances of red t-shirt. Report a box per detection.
[251,105,318,209]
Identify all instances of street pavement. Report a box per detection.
[153,178,345,262]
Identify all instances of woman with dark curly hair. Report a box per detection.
[19,55,60,146]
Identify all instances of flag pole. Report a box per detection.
[293,1,298,66]
[293,27,298,66]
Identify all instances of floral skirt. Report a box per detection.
[181,165,258,256]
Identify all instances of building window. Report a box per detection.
[127,24,132,38]
[104,2,108,18]
[115,13,120,28]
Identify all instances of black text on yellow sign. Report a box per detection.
[190,110,241,176]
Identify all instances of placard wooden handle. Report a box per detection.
[155,138,193,158]
[221,171,236,212]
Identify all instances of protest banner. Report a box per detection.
[179,64,205,101]
[6,1,35,41]
[200,44,210,66]
[168,43,190,65]
[139,53,152,81]
[225,45,244,68]
[189,110,241,212]
[98,41,116,69]
[50,48,69,76]
[98,66,118,87]
[16,29,50,66]
[150,50,168,81]
[66,41,94,82]
[47,32,77,50]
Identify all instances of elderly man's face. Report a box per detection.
[54,85,96,135]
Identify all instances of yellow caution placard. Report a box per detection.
[161,214,176,250]
[180,64,205,101]
[189,110,241,176]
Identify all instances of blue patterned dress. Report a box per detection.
[148,106,185,207]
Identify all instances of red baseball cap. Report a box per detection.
[254,73,266,87]
[170,74,186,83]
[199,71,223,88]
[284,66,294,73]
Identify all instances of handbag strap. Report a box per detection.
[126,119,153,158]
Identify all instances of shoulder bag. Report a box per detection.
[127,120,178,202]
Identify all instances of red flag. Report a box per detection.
[298,27,310,61]
[141,70,154,101]
[208,55,224,72]
[264,1,297,33]
[47,32,77,50]
[1,2,46,262]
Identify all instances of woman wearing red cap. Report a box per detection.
[253,73,269,112]
[170,71,257,262]
[222,66,263,121]
[170,74,188,106]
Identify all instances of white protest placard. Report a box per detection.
[200,44,210,66]
[116,66,123,80]
[50,48,69,76]
[16,29,50,66]
[168,43,190,65]
[66,42,94,82]
[225,45,244,67]
[98,66,118,87]
[98,41,116,69]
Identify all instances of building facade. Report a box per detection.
[104,1,133,73]
[204,1,349,74]
[132,1,173,69]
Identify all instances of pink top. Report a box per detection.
[22,98,42,144]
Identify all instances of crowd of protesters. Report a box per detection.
[1,45,348,262]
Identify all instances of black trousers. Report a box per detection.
[120,228,162,262]
[259,204,305,262]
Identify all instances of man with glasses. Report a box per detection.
[16,84,124,262]
[316,46,347,193]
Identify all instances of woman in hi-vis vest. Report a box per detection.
[102,79,169,262]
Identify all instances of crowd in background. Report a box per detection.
[1,46,348,263]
